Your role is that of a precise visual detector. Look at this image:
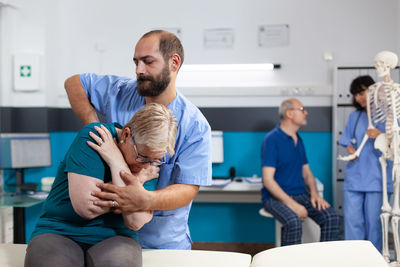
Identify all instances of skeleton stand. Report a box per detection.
[338,51,400,265]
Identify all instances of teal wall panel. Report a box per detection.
[300,132,333,202]
[212,132,265,178]
[189,203,275,242]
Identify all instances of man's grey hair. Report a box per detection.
[279,99,295,120]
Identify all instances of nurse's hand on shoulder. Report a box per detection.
[93,171,151,213]
[311,194,330,211]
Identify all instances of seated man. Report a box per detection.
[261,98,339,246]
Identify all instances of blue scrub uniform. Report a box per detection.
[80,73,212,249]
[338,110,393,251]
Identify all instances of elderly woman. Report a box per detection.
[25,103,177,267]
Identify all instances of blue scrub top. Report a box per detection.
[338,110,393,192]
[80,73,212,249]
[261,125,308,203]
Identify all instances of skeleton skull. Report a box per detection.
[374,51,398,77]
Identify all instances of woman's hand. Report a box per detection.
[87,125,124,168]
[366,128,382,139]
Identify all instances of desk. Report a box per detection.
[0,191,45,244]
[194,179,262,203]
[194,178,324,203]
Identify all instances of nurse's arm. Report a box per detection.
[145,183,199,210]
[94,173,199,212]
[64,74,99,125]
[262,166,308,219]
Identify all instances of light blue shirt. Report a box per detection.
[80,73,212,249]
[338,110,393,192]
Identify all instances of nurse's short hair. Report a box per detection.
[279,99,295,120]
[141,30,184,70]
[124,103,177,157]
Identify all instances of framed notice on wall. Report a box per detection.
[204,28,234,49]
[258,24,289,47]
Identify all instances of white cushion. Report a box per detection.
[0,244,27,267]
[0,244,252,267]
[250,240,388,267]
[143,249,252,267]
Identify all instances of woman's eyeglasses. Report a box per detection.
[132,139,166,166]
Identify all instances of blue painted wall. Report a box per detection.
[9,131,332,243]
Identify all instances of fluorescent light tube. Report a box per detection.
[181,63,278,72]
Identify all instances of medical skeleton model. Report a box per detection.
[338,51,400,265]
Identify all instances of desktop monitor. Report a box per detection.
[0,133,51,168]
[211,131,224,163]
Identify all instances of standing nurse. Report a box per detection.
[338,75,393,251]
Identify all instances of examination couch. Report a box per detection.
[0,244,251,267]
[0,240,388,267]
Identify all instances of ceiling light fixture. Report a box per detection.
[181,63,281,72]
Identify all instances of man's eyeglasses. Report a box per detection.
[132,138,166,166]
[290,106,307,113]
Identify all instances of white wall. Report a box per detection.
[0,0,399,107]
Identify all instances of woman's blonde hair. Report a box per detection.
[124,103,177,156]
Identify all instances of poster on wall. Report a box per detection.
[258,24,289,47]
[204,28,234,49]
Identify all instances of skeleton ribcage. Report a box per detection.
[369,82,400,142]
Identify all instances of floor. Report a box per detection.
[192,242,274,256]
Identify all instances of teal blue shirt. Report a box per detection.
[31,122,158,244]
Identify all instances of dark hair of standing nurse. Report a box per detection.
[350,75,375,110]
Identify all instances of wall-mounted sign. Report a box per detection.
[204,28,234,49]
[258,24,289,47]
[13,53,41,91]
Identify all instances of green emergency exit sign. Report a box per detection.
[20,65,31,77]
